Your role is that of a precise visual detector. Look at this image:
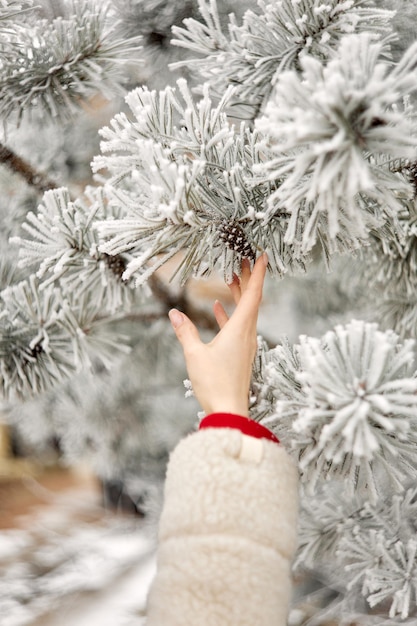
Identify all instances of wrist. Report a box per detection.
[205,403,249,418]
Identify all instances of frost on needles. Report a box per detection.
[11,187,135,313]
[6,186,136,399]
[256,320,417,498]
[256,33,417,255]
[171,0,394,115]
[93,79,306,284]
[0,271,131,401]
[93,35,417,282]
[253,319,417,620]
[0,0,143,123]
[361,198,417,339]
[296,482,417,621]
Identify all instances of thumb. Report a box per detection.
[168,309,201,351]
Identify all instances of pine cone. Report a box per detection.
[102,253,127,279]
[217,219,256,260]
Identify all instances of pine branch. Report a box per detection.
[258,320,417,498]
[0,140,58,194]
[93,79,305,285]
[171,0,394,112]
[0,0,143,123]
[295,482,417,621]
[11,187,135,314]
[0,274,133,401]
[256,34,417,255]
[0,277,77,400]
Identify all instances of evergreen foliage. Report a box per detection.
[171,0,393,116]
[296,483,417,622]
[0,0,143,123]
[11,186,135,311]
[93,80,305,284]
[2,0,417,623]
[256,34,417,254]
[257,321,417,497]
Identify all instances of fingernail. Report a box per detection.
[169,309,184,329]
[262,252,268,266]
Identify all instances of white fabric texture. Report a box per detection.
[146,427,299,626]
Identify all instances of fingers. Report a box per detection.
[213,299,229,329]
[232,253,268,328]
[168,309,201,353]
[228,274,241,305]
[240,258,252,290]
[247,253,268,298]
[169,253,267,350]
[228,254,267,298]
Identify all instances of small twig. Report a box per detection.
[0,141,58,195]
[97,305,218,331]
[146,273,276,343]
[148,273,188,311]
[148,273,219,332]
[94,272,277,343]
[114,310,170,324]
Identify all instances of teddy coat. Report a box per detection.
[146,413,299,626]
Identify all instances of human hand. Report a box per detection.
[168,254,268,417]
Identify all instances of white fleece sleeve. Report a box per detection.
[146,427,299,626]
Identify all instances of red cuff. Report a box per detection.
[199,413,279,444]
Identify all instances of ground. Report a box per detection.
[0,465,156,626]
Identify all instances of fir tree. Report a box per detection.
[2,0,417,623]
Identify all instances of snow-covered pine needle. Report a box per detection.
[93,79,305,284]
[0,274,130,401]
[256,34,417,254]
[0,277,76,400]
[0,0,142,123]
[10,186,135,314]
[359,197,417,338]
[259,320,417,496]
[172,0,393,114]
[296,483,417,621]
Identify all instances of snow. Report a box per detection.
[35,554,156,626]
[0,485,156,626]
